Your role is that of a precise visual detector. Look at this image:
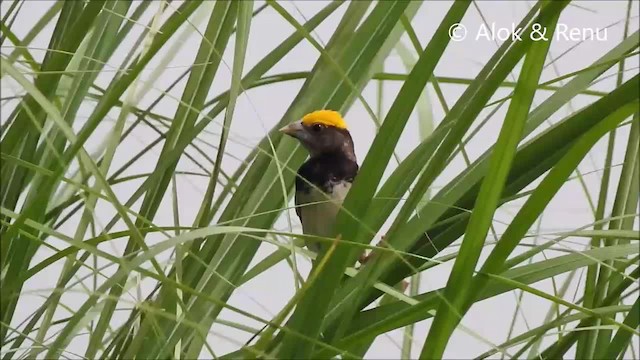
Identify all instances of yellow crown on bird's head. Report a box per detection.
[302,110,347,129]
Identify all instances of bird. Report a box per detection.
[279,110,358,256]
[279,110,407,291]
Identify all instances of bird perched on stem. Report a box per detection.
[280,110,407,291]
[279,110,358,256]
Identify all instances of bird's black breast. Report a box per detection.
[295,153,358,194]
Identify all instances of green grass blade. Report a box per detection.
[356,68,640,319]
[601,296,640,359]
[539,266,639,358]
[195,0,253,228]
[278,3,470,357]
[477,304,633,359]
[592,113,640,354]
[313,243,639,358]
[185,2,254,356]
[112,3,240,358]
[420,5,566,357]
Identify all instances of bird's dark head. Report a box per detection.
[279,110,355,161]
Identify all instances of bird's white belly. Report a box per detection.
[296,181,351,252]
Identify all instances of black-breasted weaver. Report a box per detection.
[279,110,358,254]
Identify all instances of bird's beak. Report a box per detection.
[279,121,304,138]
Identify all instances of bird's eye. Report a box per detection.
[311,123,324,132]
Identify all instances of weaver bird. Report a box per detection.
[279,110,358,255]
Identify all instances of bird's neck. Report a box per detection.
[310,146,356,163]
